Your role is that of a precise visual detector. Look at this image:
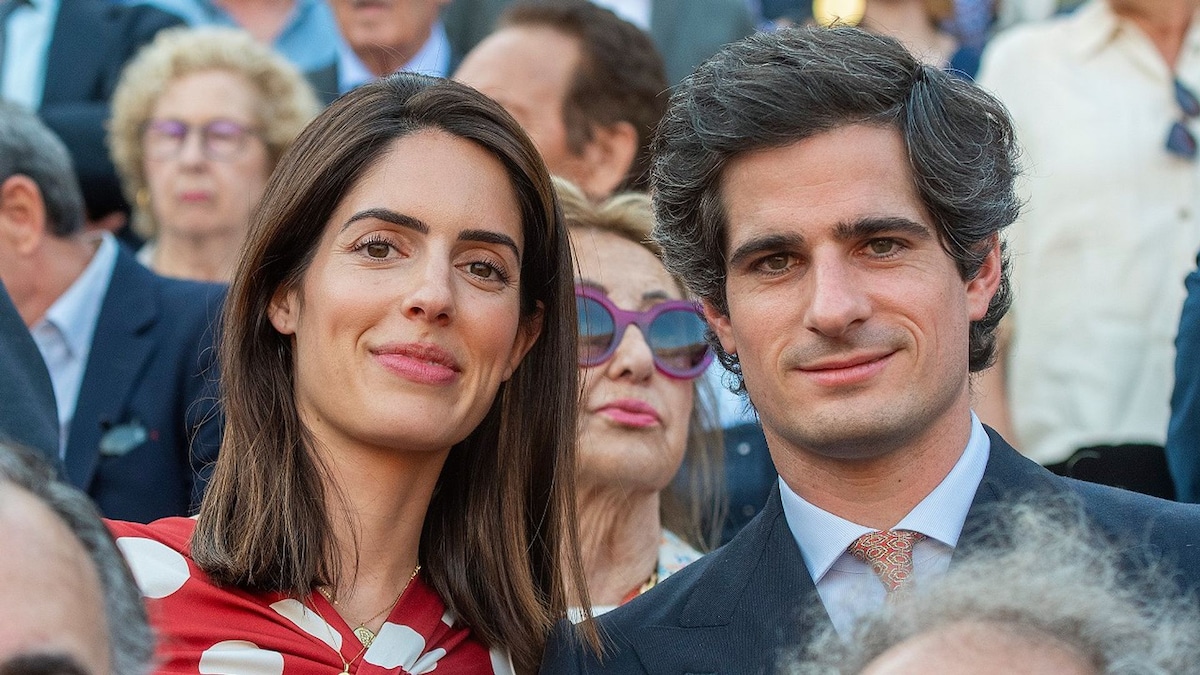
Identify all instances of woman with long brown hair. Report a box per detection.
[109,73,589,674]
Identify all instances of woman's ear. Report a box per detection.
[267,285,299,336]
[504,301,544,381]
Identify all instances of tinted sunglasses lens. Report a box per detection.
[1168,120,1198,159]
[577,296,615,366]
[1176,79,1200,118]
[648,308,710,377]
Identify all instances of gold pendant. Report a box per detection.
[353,625,375,648]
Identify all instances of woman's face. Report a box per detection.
[268,129,540,454]
[142,69,271,241]
[572,228,694,494]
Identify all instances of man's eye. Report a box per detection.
[758,254,791,271]
[867,239,899,256]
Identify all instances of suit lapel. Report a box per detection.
[65,250,158,490]
[628,489,830,673]
[957,429,1062,557]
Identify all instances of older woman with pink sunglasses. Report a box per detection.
[559,179,724,617]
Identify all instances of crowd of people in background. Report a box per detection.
[1,0,1199,673]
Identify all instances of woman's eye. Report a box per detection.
[468,261,497,279]
[365,241,391,258]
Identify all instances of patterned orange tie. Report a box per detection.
[848,530,926,595]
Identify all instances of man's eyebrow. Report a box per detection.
[459,228,521,262]
[728,232,805,269]
[834,216,934,241]
[0,652,91,675]
[340,208,427,234]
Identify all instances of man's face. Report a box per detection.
[331,0,447,66]
[455,25,591,186]
[0,485,110,674]
[708,123,999,464]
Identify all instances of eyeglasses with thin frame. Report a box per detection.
[142,118,262,162]
[575,285,714,380]
[1167,78,1198,160]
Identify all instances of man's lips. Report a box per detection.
[596,398,661,428]
[372,343,460,385]
[796,351,895,387]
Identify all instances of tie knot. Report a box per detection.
[848,530,926,594]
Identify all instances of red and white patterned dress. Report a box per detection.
[109,518,513,674]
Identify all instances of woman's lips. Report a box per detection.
[597,398,661,428]
[372,343,460,385]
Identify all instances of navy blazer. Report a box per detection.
[540,429,1200,674]
[0,283,59,460]
[64,247,224,522]
[37,0,182,217]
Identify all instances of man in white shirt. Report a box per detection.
[540,26,1200,675]
[974,0,1200,499]
[0,102,223,522]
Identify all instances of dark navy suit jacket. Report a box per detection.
[65,247,224,522]
[540,429,1200,674]
[1168,253,1200,503]
[37,0,182,217]
[0,283,59,460]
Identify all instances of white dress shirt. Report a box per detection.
[2,0,57,108]
[779,413,991,636]
[29,233,119,458]
[978,0,1200,464]
[337,20,451,94]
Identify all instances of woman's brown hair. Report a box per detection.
[192,73,590,672]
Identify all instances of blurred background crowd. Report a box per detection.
[0,0,1198,669]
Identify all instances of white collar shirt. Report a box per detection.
[30,233,118,458]
[588,0,651,30]
[779,413,990,636]
[977,0,1200,463]
[2,0,58,108]
[337,19,451,94]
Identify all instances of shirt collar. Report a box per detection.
[40,233,118,360]
[779,413,991,584]
[337,20,451,93]
[1068,0,1200,62]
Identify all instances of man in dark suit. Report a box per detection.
[2,0,183,232]
[0,101,222,523]
[541,27,1200,674]
[0,282,58,460]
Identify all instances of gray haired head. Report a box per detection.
[0,443,153,675]
[0,101,86,237]
[650,26,1020,391]
[788,500,1200,674]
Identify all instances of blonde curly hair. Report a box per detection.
[108,27,320,239]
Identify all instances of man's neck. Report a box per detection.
[771,409,973,530]
[1111,0,1197,68]
[13,235,96,327]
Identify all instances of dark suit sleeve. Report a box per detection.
[1168,254,1200,503]
[0,284,59,463]
[540,619,645,675]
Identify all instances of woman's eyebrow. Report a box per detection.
[459,229,521,262]
[341,208,427,234]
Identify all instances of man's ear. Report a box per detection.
[966,234,1003,321]
[0,175,49,255]
[504,301,544,380]
[576,121,639,199]
[702,299,736,357]
[267,285,300,336]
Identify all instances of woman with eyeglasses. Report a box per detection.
[558,179,724,617]
[109,27,319,282]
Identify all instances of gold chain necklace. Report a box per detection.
[318,564,421,649]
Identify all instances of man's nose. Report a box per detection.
[803,256,870,338]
